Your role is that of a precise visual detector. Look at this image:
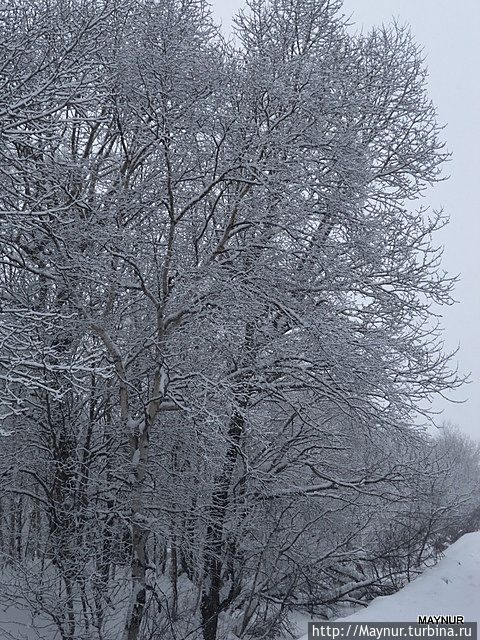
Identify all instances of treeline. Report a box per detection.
[0,0,476,639]
[0,421,478,639]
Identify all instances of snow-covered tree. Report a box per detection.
[0,0,468,638]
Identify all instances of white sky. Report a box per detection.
[211,0,480,440]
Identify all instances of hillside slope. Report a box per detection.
[299,532,480,638]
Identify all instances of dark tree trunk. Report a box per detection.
[200,410,244,640]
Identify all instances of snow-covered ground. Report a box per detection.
[0,533,478,639]
[298,531,480,639]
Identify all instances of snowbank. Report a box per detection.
[298,531,480,638]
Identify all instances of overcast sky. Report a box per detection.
[211,0,480,440]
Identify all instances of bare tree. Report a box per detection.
[0,1,469,639]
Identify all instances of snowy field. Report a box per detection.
[297,532,480,639]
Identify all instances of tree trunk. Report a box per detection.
[200,410,244,640]
[122,424,150,640]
